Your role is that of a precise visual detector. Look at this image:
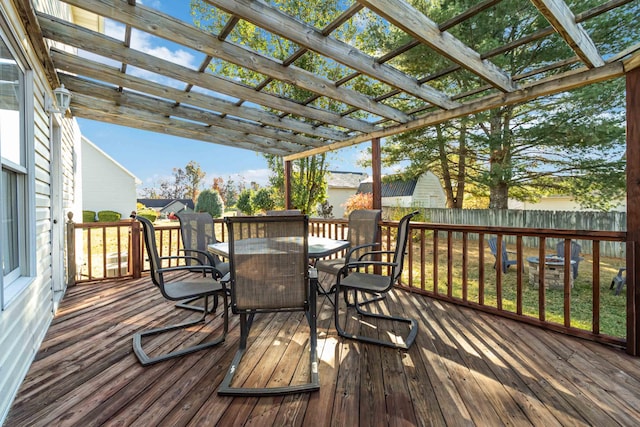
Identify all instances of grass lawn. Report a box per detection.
[402,233,627,339]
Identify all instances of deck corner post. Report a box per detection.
[131,219,142,279]
[66,211,76,287]
[626,66,640,356]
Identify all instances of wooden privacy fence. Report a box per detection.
[412,208,627,257]
[67,215,628,349]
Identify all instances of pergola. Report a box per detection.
[15,0,640,353]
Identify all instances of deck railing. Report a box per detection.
[67,216,628,349]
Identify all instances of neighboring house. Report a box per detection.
[357,172,446,209]
[326,171,368,218]
[82,136,141,218]
[0,1,94,422]
[509,195,627,212]
[137,198,195,216]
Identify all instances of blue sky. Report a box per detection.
[78,0,377,192]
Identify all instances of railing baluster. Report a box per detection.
[68,217,627,348]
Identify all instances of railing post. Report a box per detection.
[66,211,76,287]
[131,219,142,279]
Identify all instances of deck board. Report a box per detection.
[6,272,640,426]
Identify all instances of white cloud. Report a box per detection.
[103,19,197,70]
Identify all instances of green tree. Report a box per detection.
[192,0,340,214]
[251,188,275,213]
[195,189,224,218]
[236,189,254,215]
[266,154,328,215]
[359,0,632,210]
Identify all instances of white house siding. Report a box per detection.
[327,187,358,218]
[412,172,446,208]
[82,136,139,217]
[0,1,81,423]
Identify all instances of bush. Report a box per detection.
[97,210,122,222]
[237,189,255,215]
[137,210,158,222]
[251,188,275,213]
[343,193,373,217]
[196,189,224,218]
[82,210,96,223]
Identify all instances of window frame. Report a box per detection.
[0,16,36,310]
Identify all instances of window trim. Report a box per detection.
[0,16,36,310]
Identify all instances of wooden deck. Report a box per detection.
[6,272,640,426]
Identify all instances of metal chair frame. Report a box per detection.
[175,211,229,312]
[218,215,319,396]
[133,216,228,366]
[334,211,419,350]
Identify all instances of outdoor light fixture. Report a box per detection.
[46,84,72,114]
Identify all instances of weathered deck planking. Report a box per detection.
[6,272,640,426]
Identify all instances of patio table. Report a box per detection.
[208,236,349,260]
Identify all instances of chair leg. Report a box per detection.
[218,283,319,396]
[133,293,228,366]
[334,285,417,350]
[175,295,219,313]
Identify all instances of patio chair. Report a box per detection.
[133,216,228,366]
[176,211,229,312]
[488,237,518,273]
[556,240,583,279]
[333,211,419,350]
[610,267,626,295]
[218,215,319,396]
[316,209,381,303]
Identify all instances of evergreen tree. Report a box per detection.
[195,189,224,218]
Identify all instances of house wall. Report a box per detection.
[412,172,446,208]
[0,1,81,423]
[82,137,138,217]
[381,173,446,208]
[327,187,357,218]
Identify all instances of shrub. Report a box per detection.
[251,188,275,213]
[137,209,158,222]
[343,192,373,217]
[196,189,224,218]
[97,210,122,222]
[82,210,96,223]
[237,189,255,215]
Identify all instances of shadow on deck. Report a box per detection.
[6,272,640,426]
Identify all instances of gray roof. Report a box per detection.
[357,179,417,197]
[327,171,368,188]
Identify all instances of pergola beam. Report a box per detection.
[203,0,460,110]
[530,0,604,68]
[284,61,625,161]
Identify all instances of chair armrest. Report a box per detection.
[357,250,394,261]
[179,248,217,265]
[159,255,205,265]
[345,243,380,262]
[157,264,225,278]
[338,259,398,276]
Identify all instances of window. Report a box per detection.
[1,23,31,308]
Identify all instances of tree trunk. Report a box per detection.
[489,182,509,208]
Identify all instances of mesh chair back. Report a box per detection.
[391,212,416,284]
[137,216,163,287]
[226,215,309,312]
[347,209,381,260]
[177,211,219,266]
